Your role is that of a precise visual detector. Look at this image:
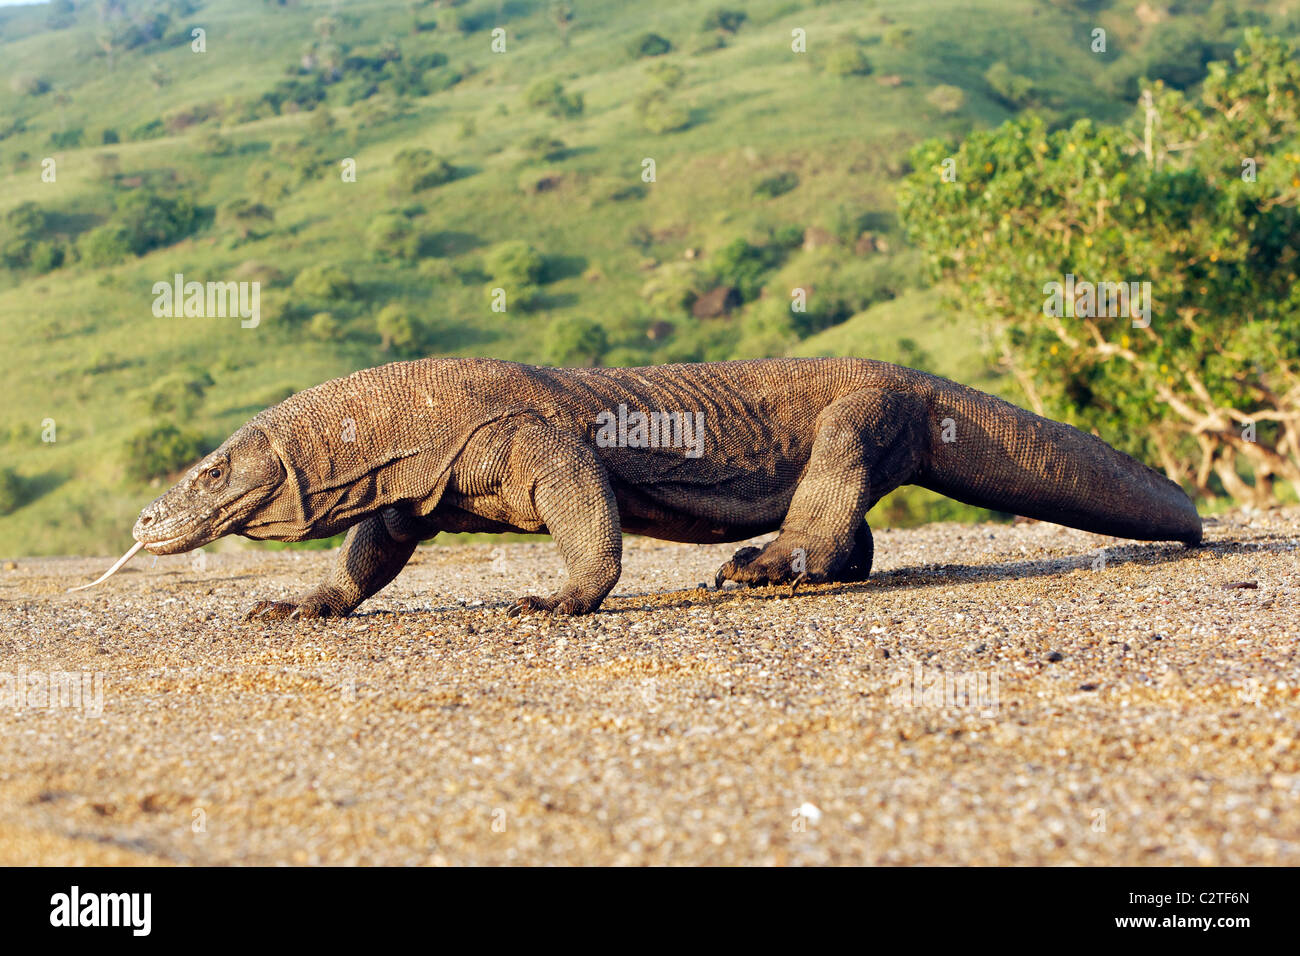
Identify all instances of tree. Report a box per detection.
[899,31,1300,504]
[550,2,575,47]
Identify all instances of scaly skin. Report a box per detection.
[129,357,1202,618]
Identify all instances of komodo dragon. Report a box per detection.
[74,357,1202,617]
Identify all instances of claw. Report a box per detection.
[787,572,807,598]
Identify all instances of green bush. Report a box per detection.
[753,171,799,199]
[544,316,608,366]
[708,238,784,302]
[140,370,213,418]
[926,84,966,114]
[523,77,584,119]
[703,9,747,33]
[308,312,343,341]
[636,91,691,134]
[628,32,673,58]
[292,264,357,301]
[366,213,420,261]
[79,225,133,267]
[645,62,685,89]
[220,198,275,239]
[824,42,872,77]
[984,62,1034,107]
[484,240,545,289]
[123,425,207,483]
[392,147,454,194]
[520,134,567,163]
[375,303,425,354]
[112,190,201,256]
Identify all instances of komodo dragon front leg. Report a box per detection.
[460,416,623,616]
[246,508,425,620]
[716,390,926,588]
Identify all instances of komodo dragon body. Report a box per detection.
[117,357,1201,617]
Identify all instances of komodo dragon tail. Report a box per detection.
[912,376,1202,544]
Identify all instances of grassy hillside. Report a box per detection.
[0,0,1289,555]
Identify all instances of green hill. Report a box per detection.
[0,0,1289,555]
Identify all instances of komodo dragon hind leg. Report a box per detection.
[246,508,424,620]
[716,390,924,589]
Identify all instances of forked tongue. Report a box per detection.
[67,540,145,593]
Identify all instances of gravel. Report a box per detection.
[1,508,1298,865]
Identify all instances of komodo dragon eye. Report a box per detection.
[206,467,224,482]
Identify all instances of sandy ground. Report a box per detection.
[0,509,1297,866]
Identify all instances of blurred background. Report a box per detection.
[0,0,1297,555]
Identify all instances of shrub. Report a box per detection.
[523,77,584,118]
[708,238,784,301]
[824,43,872,77]
[141,370,214,418]
[366,213,420,261]
[5,202,47,240]
[703,9,747,33]
[544,316,608,366]
[375,303,424,354]
[123,425,207,483]
[308,312,342,341]
[753,171,799,199]
[645,62,685,89]
[79,225,133,267]
[220,198,275,239]
[292,264,357,300]
[484,240,545,289]
[628,32,673,58]
[926,84,966,114]
[392,147,454,194]
[984,62,1034,107]
[112,190,201,256]
[520,135,567,163]
[636,90,690,134]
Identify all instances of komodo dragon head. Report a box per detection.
[67,425,288,592]
[131,425,287,554]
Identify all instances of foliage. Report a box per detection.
[123,424,208,483]
[544,316,608,366]
[523,77,584,119]
[900,31,1300,503]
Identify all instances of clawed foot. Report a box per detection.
[245,593,351,621]
[716,540,829,589]
[506,591,596,617]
